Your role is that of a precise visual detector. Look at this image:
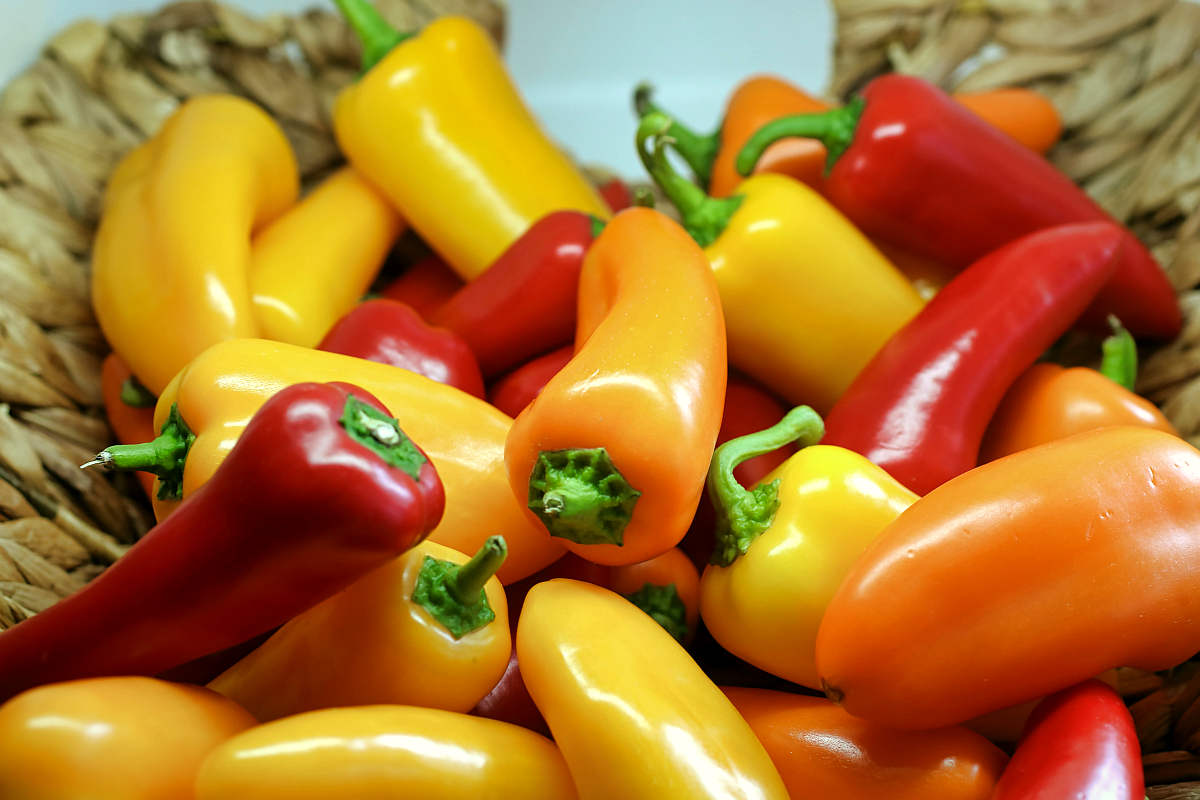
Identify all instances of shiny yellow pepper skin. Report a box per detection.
[209,539,510,721]
[332,4,610,281]
[638,113,923,413]
[700,407,917,689]
[0,676,255,800]
[251,167,404,347]
[92,94,298,394]
[194,705,579,800]
[518,579,789,800]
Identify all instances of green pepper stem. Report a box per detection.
[636,111,742,249]
[589,215,607,239]
[735,96,866,178]
[119,376,155,408]
[1099,315,1138,391]
[411,536,507,639]
[332,0,414,72]
[633,83,721,189]
[708,406,824,567]
[81,403,194,500]
[448,535,508,605]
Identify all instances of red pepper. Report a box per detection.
[736,74,1180,340]
[488,346,573,418]
[0,382,444,701]
[431,210,601,378]
[470,650,551,737]
[318,299,485,398]
[379,255,464,319]
[821,223,1121,496]
[992,679,1143,800]
[598,177,633,212]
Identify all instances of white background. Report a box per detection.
[0,0,834,176]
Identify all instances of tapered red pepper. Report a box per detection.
[517,579,788,800]
[638,111,922,412]
[822,223,1122,495]
[736,74,1179,339]
[505,207,726,566]
[0,677,256,800]
[331,0,609,281]
[89,338,563,584]
[100,353,157,500]
[431,211,601,378]
[488,346,573,418]
[701,407,916,688]
[92,95,298,394]
[991,680,1143,800]
[318,299,485,397]
[379,256,464,319]
[816,426,1200,730]
[195,706,578,800]
[724,687,1006,800]
[0,383,443,701]
[251,167,403,347]
[210,538,508,721]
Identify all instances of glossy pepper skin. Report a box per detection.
[736,74,1180,339]
[822,222,1122,495]
[92,94,298,394]
[992,680,1143,800]
[816,426,1200,730]
[318,299,485,397]
[0,383,443,700]
[724,687,1006,800]
[0,676,256,800]
[98,338,563,584]
[379,255,464,319]
[639,112,923,412]
[505,207,727,566]
[100,353,157,500]
[432,210,600,378]
[331,1,609,281]
[701,408,917,688]
[209,538,509,721]
[251,167,403,347]
[488,346,573,417]
[195,705,578,800]
[518,579,788,800]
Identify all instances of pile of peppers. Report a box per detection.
[2,1,1191,797]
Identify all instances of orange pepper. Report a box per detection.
[505,207,726,566]
[724,687,1007,799]
[99,354,157,500]
[955,88,1063,156]
[608,547,700,643]
[816,426,1200,730]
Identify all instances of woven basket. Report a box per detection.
[1,0,1198,792]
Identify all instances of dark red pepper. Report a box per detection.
[487,345,573,418]
[992,679,1143,800]
[379,255,465,319]
[821,222,1122,496]
[470,649,551,737]
[0,382,444,701]
[318,299,485,398]
[736,74,1180,340]
[431,210,601,378]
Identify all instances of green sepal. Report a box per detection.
[624,581,688,642]
[1099,315,1138,391]
[338,393,426,480]
[119,376,156,408]
[86,403,195,500]
[709,480,782,568]
[410,536,507,639]
[527,447,640,546]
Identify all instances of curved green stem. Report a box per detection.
[633,83,721,189]
[412,536,507,639]
[332,0,415,73]
[735,95,866,178]
[119,376,155,408]
[636,111,742,248]
[81,403,194,501]
[527,448,640,546]
[1099,315,1138,391]
[708,406,824,567]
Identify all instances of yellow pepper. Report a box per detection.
[517,578,788,800]
[331,0,610,281]
[0,676,255,800]
[638,112,923,413]
[700,407,917,689]
[92,94,298,394]
[91,338,564,583]
[195,705,579,800]
[251,167,404,347]
[209,538,510,721]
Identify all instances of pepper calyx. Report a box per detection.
[528,447,640,546]
[624,582,688,642]
[119,376,156,408]
[339,393,426,480]
[411,535,507,639]
[82,403,195,501]
[736,95,866,178]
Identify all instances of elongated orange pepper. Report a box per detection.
[817,426,1200,730]
[0,676,255,800]
[210,538,509,721]
[92,338,563,583]
[99,354,157,500]
[724,687,1007,800]
[92,94,298,394]
[505,208,726,566]
[250,167,403,347]
[608,547,700,643]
